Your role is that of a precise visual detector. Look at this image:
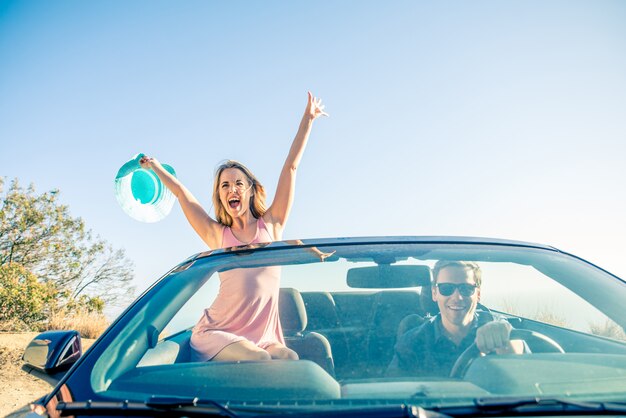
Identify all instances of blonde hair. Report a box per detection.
[432,260,482,287]
[212,160,267,226]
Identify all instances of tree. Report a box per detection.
[0,263,56,331]
[0,177,135,312]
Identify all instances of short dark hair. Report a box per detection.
[432,260,482,287]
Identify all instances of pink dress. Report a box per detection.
[190,217,285,361]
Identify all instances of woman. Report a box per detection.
[140,91,327,362]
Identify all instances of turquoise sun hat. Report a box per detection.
[114,153,177,223]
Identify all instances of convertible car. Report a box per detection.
[22,236,626,417]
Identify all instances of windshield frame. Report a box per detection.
[46,236,626,407]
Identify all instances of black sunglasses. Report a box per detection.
[436,283,478,297]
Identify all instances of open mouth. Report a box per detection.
[228,198,241,209]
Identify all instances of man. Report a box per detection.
[386,260,524,377]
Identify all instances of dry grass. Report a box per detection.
[44,309,109,339]
[532,308,568,328]
[0,317,32,332]
[500,300,522,317]
[1,309,108,339]
[0,332,53,417]
[500,299,626,339]
[589,319,626,341]
[0,332,97,417]
[500,299,569,327]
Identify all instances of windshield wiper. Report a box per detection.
[244,404,447,418]
[57,396,241,417]
[146,396,239,417]
[58,400,450,418]
[435,396,626,417]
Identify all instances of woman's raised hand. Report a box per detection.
[305,91,329,120]
[139,155,157,170]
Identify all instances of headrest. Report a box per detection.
[279,288,307,333]
[420,285,439,315]
[375,290,421,307]
[301,291,339,329]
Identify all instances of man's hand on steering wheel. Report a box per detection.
[450,328,565,378]
[475,320,523,354]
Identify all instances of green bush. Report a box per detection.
[0,263,57,331]
[65,294,105,314]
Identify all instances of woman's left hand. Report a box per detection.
[318,250,336,262]
[305,91,329,120]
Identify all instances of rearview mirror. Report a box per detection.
[347,265,432,288]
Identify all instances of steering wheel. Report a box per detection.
[449,329,565,379]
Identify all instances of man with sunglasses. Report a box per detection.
[386,260,524,377]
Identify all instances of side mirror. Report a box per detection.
[347,265,432,288]
[23,330,82,375]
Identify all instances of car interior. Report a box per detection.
[96,247,626,404]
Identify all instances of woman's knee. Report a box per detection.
[213,341,272,361]
[244,350,272,361]
[269,346,299,360]
[285,349,299,360]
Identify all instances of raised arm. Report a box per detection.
[139,156,223,249]
[265,92,328,237]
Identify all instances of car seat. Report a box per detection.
[420,284,439,316]
[364,290,423,377]
[394,285,436,341]
[279,288,335,377]
[396,314,427,340]
[300,291,351,375]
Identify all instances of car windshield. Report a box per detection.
[77,239,626,410]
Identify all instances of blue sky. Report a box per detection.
[1,1,625,314]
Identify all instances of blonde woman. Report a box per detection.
[140,92,327,362]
